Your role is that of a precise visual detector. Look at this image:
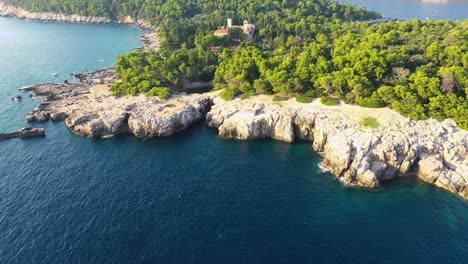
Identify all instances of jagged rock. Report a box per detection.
[26,111,50,122]
[206,97,468,198]
[0,2,111,23]
[18,67,468,198]
[292,112,316,141]
[50,112,68,121]
[0,127,45,140]
[208,99,295,142]
[43,93,213,138]
[418,154,444,183]
[323,134,352,177]
[0,2,155,30]
[128,102,206,138]
[106,113,130,134]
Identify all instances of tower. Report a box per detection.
[227,18,232,29]
[243,20,250,35]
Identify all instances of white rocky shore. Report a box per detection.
[21,70,213,138]
[22,70,467,198]
[0,2,152,29]
[0,2,160,51]
[6,2,466,198]
[207,96,468,199]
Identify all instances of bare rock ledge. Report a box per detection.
[0,128,45,140]
[22,73,214,138]
[21,75,467,198]
[207,97,468,198]
[0,2,154,29]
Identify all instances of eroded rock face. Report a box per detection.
[0,2,155,29]
[22,73,468,199]
[0,2,112,23]
[128,97,212,138]
[26,82,214,138]
[206,97,468,198]
[207,98,296,142]
[65,112,129,137]
[26,110,50,122]
[57,96,213,138]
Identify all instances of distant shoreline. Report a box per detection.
[0,2,161,62]
[0,2,155,30]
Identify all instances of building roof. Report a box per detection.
[214,29,229,35]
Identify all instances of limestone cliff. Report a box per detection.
[22,69,214,138]
[20,71,468,199]
[0,2,154,29]
[206,97,468,198]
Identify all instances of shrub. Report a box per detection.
[296,94,313,103]
[273,95,288,101]
[304,89,322,98]
[360,117,380,128]
[320,96,339,106]
[356,97,384,108]
[146,87,171,100]
[241,90,256,100]
[220,88,238,100]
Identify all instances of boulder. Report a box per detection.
[50,112,68,121]
[26,111,50,122]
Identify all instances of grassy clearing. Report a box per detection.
[360,117,380,128]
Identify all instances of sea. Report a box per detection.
[341,0,468,21]
[0,2,467,263]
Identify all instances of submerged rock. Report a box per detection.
[0,128,45,140]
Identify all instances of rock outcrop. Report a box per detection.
[0,2,154,29]
[60,95,213,138]
[18,66,468,199]
[19,73,468,198]
[0,2,112,24]
[22,72,215,138]
[0,128,45,140]
[128,97,212,137]
[206,97,468,198]
[206,98,296,142]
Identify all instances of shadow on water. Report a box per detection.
[67,121,463,202]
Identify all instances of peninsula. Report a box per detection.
[21,69,468,199]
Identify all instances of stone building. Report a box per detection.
[213,18,255,37]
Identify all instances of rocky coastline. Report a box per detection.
[0,2,153,29]
[20,68,468,199]
[4,2,466,199]
[0,2,160,51]
[207,97,467,198]
[21,69,214,138]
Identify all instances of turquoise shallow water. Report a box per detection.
[0,16,468,264]
[0,17,143,132]
[341,0,468,20]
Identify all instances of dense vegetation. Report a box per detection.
[214,20,468,129]
[5,0,467,129]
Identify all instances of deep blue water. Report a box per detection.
[1,15,468,264]
[341,0,468,20]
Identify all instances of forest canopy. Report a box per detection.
[4,0,467,129]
